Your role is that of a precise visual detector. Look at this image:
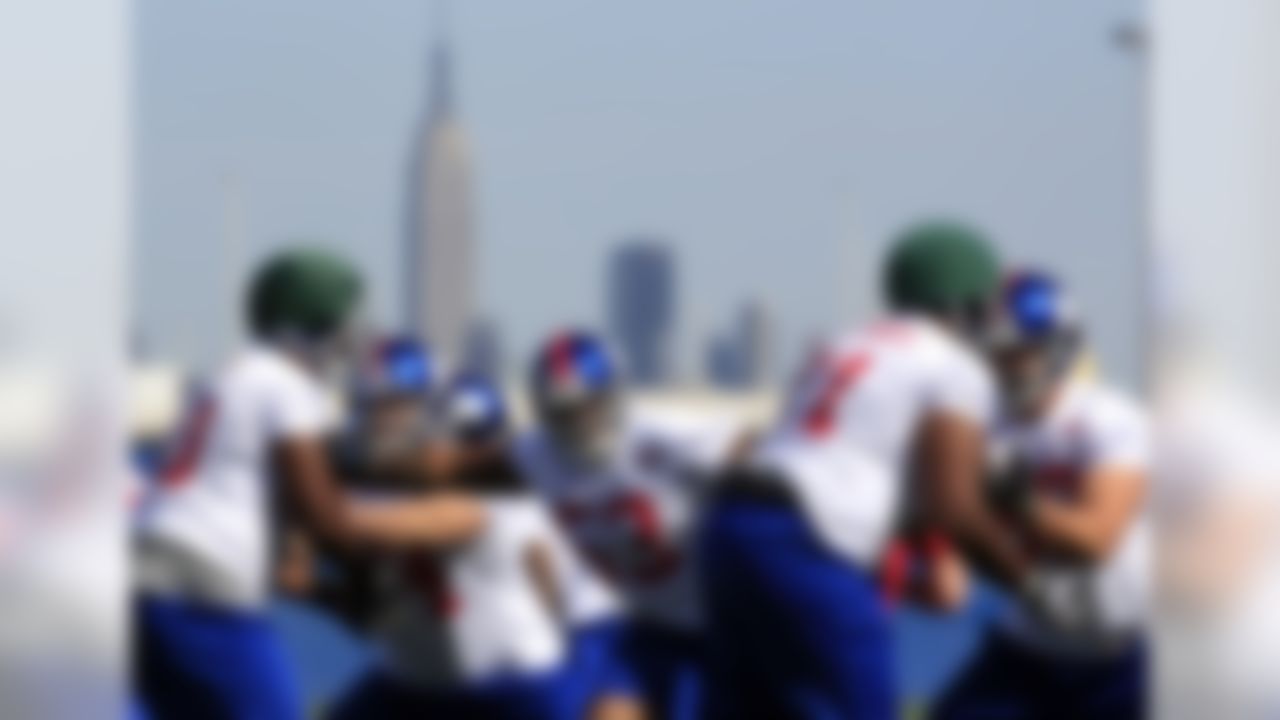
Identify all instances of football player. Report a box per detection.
[931,270,1149,720]
[274,334,440,610]
[336,336,438,481]
[515,331,749,720]
[698,222,1032,719]
[132,249,491,720]
[325,369,644,720]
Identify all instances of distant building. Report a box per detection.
[462,317,505,380]
[404,24,475,363]
[735,299,772,387]
[704,333,739,388]
[608,240,676,386]
[704,299,774,389]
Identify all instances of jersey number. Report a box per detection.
[795,321,917,439]
[802,353,872,439]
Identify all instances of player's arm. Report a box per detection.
[273,514,385,629]
[1025,464,1145,562]
[275,522,317,598]
[274,436,487,552]
[915,411,1029,589]
[916,540,970,611]
[660,412,758,487]
[336,434,514,490]
[1028,401,1149,563]
[524,539,565,622]
[384,439,517,488]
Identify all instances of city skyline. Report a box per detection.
[137,1,1142,384]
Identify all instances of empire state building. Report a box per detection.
[404,29,474,362]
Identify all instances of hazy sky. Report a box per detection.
[137,1,1143,383]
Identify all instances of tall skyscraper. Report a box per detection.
[703,298,773,389]
[734,299,773,387]
[704,333,738,389]
[404,18,474,363]
[608,239,676,386]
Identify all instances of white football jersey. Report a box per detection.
[995,379,1151,653]
[753,315,995,567]
[373,497,618,689]
[515,409,740,632]
[134,345,335,610]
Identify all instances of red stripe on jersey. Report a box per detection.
[159,396,216,487]
[549,333,577,383]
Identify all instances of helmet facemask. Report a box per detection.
[988,327,1082,420]
[357,390,433,461]
[984,269,1084,420]
[537,387,621,470]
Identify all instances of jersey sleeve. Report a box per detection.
[1084,392,1150,470]
[673,418,742,470]
[924,347,996,426]
[264,372,333,440]
[643,410,743,473]
[483,497,547,547]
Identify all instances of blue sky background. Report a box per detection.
[137,1,1143,384]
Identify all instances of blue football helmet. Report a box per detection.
[986,270,1083,415]
[530,330,621,465]
[354,335,434,401]
[440,372,509,444]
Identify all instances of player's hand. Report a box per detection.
[919,543,970,611]
[988,458,1035,520]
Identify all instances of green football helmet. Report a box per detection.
[883,220,1000,318]
[246,248,363,343]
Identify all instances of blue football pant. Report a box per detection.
[931,630,1146,720]
[699,499,897,720]
[135,595,303,720]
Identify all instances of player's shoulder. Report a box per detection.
[623,405,734,454]
[858,315,983,373]
[222,345,317,396]
[900,319,991,392]
[865,317,993,423]
[1071,380,1148,436]
[911,318,982,370]
[624,406,704,441]
[1039,379,1150,471]
[616,408,690,463]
